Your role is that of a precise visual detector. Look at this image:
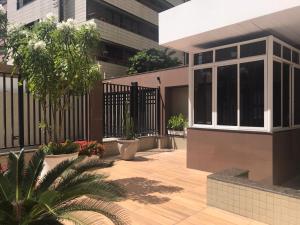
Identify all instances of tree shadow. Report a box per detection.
[114,177,184,204]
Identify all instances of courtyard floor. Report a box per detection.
[98,149,267,225]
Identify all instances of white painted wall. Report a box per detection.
[159,0,300,46]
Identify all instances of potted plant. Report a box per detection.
[167,113,188,136]
[40,140,105,176]
[39,140,80,177]
[117,103,138,160]
[0,149,128,225]
[76,140,105,159]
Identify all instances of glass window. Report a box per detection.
[273,61,282,127]
[283,63,290,127]
[293,51,299,64]
[294,67,300,125]
[194,68,212,125]
[273,42,281,57]
[240,60,264,127]
[240,41,266,58]
[215,46,237,62]
[194,51,213,65]
[283,46,291,61]
[217,65,237,126]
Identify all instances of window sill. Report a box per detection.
[189,125,269,133]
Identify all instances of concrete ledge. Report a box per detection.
[207,168,300,225]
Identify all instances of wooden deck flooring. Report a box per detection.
[97,149,267,225]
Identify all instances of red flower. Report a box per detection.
[75,140,104,158]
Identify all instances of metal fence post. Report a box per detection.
[130,82,138,134]
[18,75,24,149]
[156,87,161,135]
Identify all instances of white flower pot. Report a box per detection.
[40,152,78,177]
[117,139,139,160]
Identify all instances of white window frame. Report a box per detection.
[191,37,269,132]
[272,37,300,132]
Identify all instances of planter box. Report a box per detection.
[41,152,78,177]
[117,139,139,160]
[168,129,187,137]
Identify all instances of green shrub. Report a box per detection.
[167,114,188,131]
[40,140,79,155]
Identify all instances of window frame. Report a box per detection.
[272,37,300,132]
[190,37,268,132]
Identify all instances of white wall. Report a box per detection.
[159,0,300,46]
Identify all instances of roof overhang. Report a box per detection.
[159,0,300,52]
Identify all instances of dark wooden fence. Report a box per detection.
[103,82,161,138]
[0,67,88,151]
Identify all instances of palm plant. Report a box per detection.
[0,149,129,225]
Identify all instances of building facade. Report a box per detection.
[160,0,300,185]
[7,0,188,78]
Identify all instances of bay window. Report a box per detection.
[192,36,300,132]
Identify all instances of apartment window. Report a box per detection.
[98,41,138,66]
[194,51,213,65]
[240,60,264,127]
[17,0,35,9]
[215,46,237,62]
[194,68,212,125]
[87,0,158,41]
[294,67,300,125]
[217,65,237,126]
[135,0,173,12]
[273,61,282,127]
[240,41,266,58]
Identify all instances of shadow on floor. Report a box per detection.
[115,177,184,204]
[131,156,156,162]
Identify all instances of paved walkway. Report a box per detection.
[97,149,267,225]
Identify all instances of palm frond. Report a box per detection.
[55,172,106,192]
[72,159,114,173]
[36,158,77,194]
[0,173,11,201]
[6,149,25,201]
[23,150,45,199]
[28,216,64,225]
[58,180,125,203]
[57,198,129,225]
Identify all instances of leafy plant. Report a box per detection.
[127,48,181,74]
[167,113,188,131]
[123,103,135,140]
[40,140,79,155]
[6,15,102,142]
[0,149,128,225]
[76,140,105,158]
[0,3,7,61]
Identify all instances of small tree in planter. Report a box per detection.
[6,15,101,142]
[117,103,138,160]
[167,113,188,136]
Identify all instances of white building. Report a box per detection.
[7,0,188,78]
[160,0,300,185]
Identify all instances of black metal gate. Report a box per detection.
[103,82,160,138]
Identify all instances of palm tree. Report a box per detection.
[0,149,129,225]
